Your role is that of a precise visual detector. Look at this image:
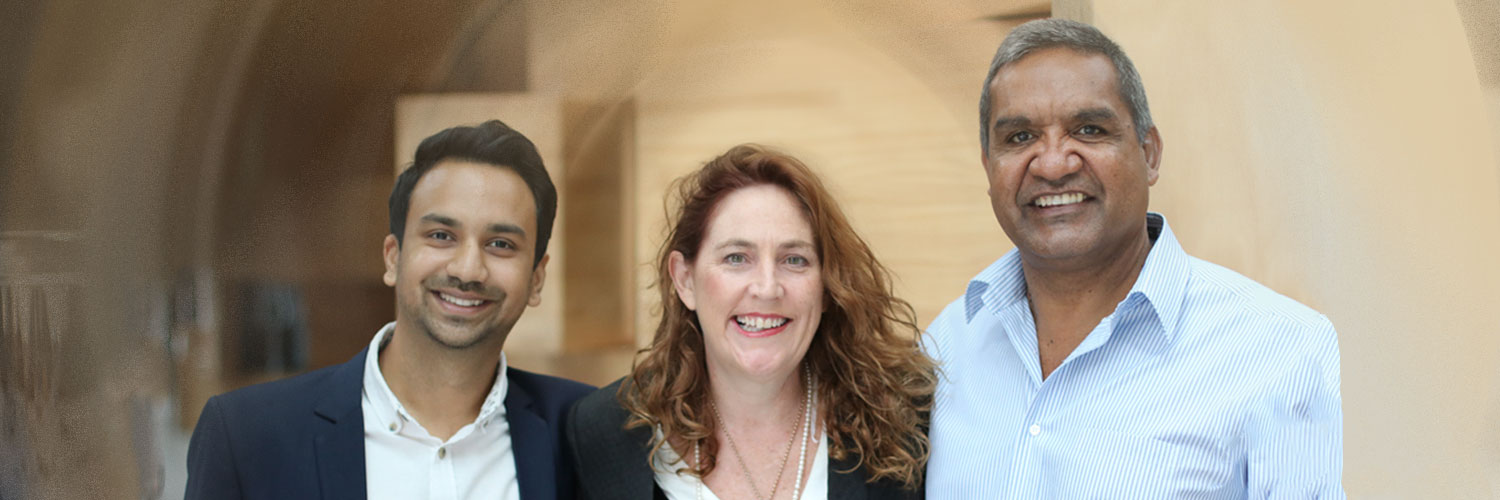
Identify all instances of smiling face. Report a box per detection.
[669,184,824,383]
[982,47,1162,269]
[382,160,548,352]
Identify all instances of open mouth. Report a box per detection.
[734,315,789,334]
[1032,192,1088,208]
[433,291,490,309]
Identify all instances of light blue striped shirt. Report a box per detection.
[925,213,1343,498]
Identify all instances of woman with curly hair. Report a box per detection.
[566,144,936,499]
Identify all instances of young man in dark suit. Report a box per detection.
[186,120,593,500]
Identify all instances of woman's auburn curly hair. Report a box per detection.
[620,144,938,488]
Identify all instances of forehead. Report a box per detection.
[701,184,813,243]
[989,47,1126,118]
[407,160,536,229]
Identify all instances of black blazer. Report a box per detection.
[185,347,594,500]
[565,379,922,500]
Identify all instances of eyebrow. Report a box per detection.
[712,239,816,252]
[419,214,528,237]
[991,115,1032,132]
[420,214,460,228]
[487,223,527,237]
[782,240,815,252]
[1073,108,1119,123]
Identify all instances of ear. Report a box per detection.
[382,234,400,287]
[1141,126,1163,186]
[978,146,1002,196]
[668,251,697,311]
[527,254,550,307]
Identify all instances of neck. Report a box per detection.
[707,363,806,430]
[378,322,502,441]
[697,363,818,499]
[1021,226,1153,379]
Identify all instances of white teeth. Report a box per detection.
[1034,192,1086,207]
[439,293,484,307]
[735,316,789,332]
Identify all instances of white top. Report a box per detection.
[361,322,519,500]
[653,428,829,500]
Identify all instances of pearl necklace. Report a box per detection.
[697,369,817,500]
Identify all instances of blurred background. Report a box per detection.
[1,0,1498,498]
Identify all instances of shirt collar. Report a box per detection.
[1127,213,1190,343]
[963,212,1191,344]
[362,322,510,435]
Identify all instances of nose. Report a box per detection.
[748,259,784,300]
[1029,134,1083,182]
[445,242,489,285]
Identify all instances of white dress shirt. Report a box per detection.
[361,322,520,500]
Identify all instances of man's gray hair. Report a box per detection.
[979,19,1154,151]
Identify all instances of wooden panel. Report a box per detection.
[560,99,637,351]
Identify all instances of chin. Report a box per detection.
[423,322,494,350]
[1030,245,1092,261]
[724,352,795,378]
[1022,230,1101,258]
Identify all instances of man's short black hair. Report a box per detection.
[388,120,557,268]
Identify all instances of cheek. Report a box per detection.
[692,269,739,313]
[792,275,825,312]
[394,260,427,288]
[489,264,528,287]
[1099,156,1153,195]
[404,249,449,274]
[1091,147,1134,175]
[988,161,1026,198]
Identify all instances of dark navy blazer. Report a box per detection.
[185,348,593,500]
[566,379,923,500]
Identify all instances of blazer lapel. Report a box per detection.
[312,348,370,500]
[506,379,555,500]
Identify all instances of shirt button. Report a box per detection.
[1029,424,1041,436]
[438,447,447,459]
[388,422,397,432]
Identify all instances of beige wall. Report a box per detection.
[1456,0,1500,211]
[1066,0,1500,496]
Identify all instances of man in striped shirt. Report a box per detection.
[924,19,1344,498]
